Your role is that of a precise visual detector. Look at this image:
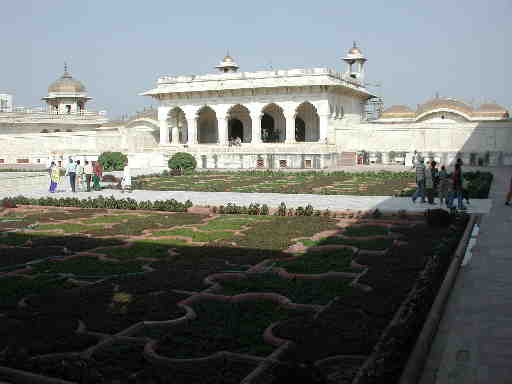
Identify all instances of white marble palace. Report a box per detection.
[1,44,511,169]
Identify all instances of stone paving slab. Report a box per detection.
[0,185,492,214]
[420,168,512,384]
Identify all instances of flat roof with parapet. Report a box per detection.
[141,68,374,98]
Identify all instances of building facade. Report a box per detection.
[1,46,511,169]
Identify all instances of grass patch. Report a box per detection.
[199,216,270,231]
[157,299,309,358]
[82,215,140,224]
[86,213,205,236]
[218,273,352,305]
[151,228,235,243]
[35,223,103,233]
[234,216,338,250]
[276,248,355,274]
[318,236,394,251]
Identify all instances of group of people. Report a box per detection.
[412,157,469,210]
[48,158,103,193]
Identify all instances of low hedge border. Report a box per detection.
[1,196,193,212]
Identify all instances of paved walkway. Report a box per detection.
[420,168,512,384]
[0,172,492,214]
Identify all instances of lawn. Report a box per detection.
[0,206,469,384]
[132,170,494,198]
[133,170,416,196]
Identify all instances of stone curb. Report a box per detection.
[398,214,477,384]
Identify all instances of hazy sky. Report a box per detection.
[1,0,510,119]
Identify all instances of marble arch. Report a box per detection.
[167,107,188,144]
[227,104,251,143]
[295,102,320,142]
[197,106,218,144]
[261,103,286,143]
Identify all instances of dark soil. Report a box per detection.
[0,245,66,268]
[0,311,97,359]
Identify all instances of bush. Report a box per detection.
[168,152,197,172]
[4,195,192,213]
[98,152,128,171]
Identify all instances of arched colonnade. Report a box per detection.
[159,102,328,145]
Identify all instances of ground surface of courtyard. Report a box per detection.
[0,205,469,383]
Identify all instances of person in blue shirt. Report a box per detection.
[65,158,77,193]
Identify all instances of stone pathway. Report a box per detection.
[420,167,512,384]
[0,172,492,214]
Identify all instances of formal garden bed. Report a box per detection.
[0,205,471,383]
[132,170,493,198]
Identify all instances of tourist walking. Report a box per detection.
[75,160,84,192]
[425,161,436,204]
[48,162,57,192]
[505,175,512,206]
[92,161,102,191]
[438,165,450,206]
[84,161,93,192]
[447,159,466,210]
[412,157,426,203]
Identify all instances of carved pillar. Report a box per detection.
[250,113,262,144]
[159,119,169,145]
[186,116,198,145]
[171,125,180,144]
[218,116,228,145]
[284,112,296,144]
[318,113,329,144]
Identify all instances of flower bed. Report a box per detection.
[0,206,472,383]
[215,273,354,306]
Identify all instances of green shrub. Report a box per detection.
[98,151,128,171]
[5,195,191,213]
[168,152,197,172]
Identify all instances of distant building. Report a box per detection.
[0,93,13,113]
[1,47,511,168]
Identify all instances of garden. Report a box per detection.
[132,170,493,198]
[0,203,471,383]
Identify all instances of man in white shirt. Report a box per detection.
[65,158,77,193]
[84,160,93,192]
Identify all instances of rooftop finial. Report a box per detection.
[353,41,357,48]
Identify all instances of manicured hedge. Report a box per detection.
[2,195,192,212]
[98,151,128,171]
[168,152,197,172]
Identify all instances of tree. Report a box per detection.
[98,151,128,171]
[168,152,197,173]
